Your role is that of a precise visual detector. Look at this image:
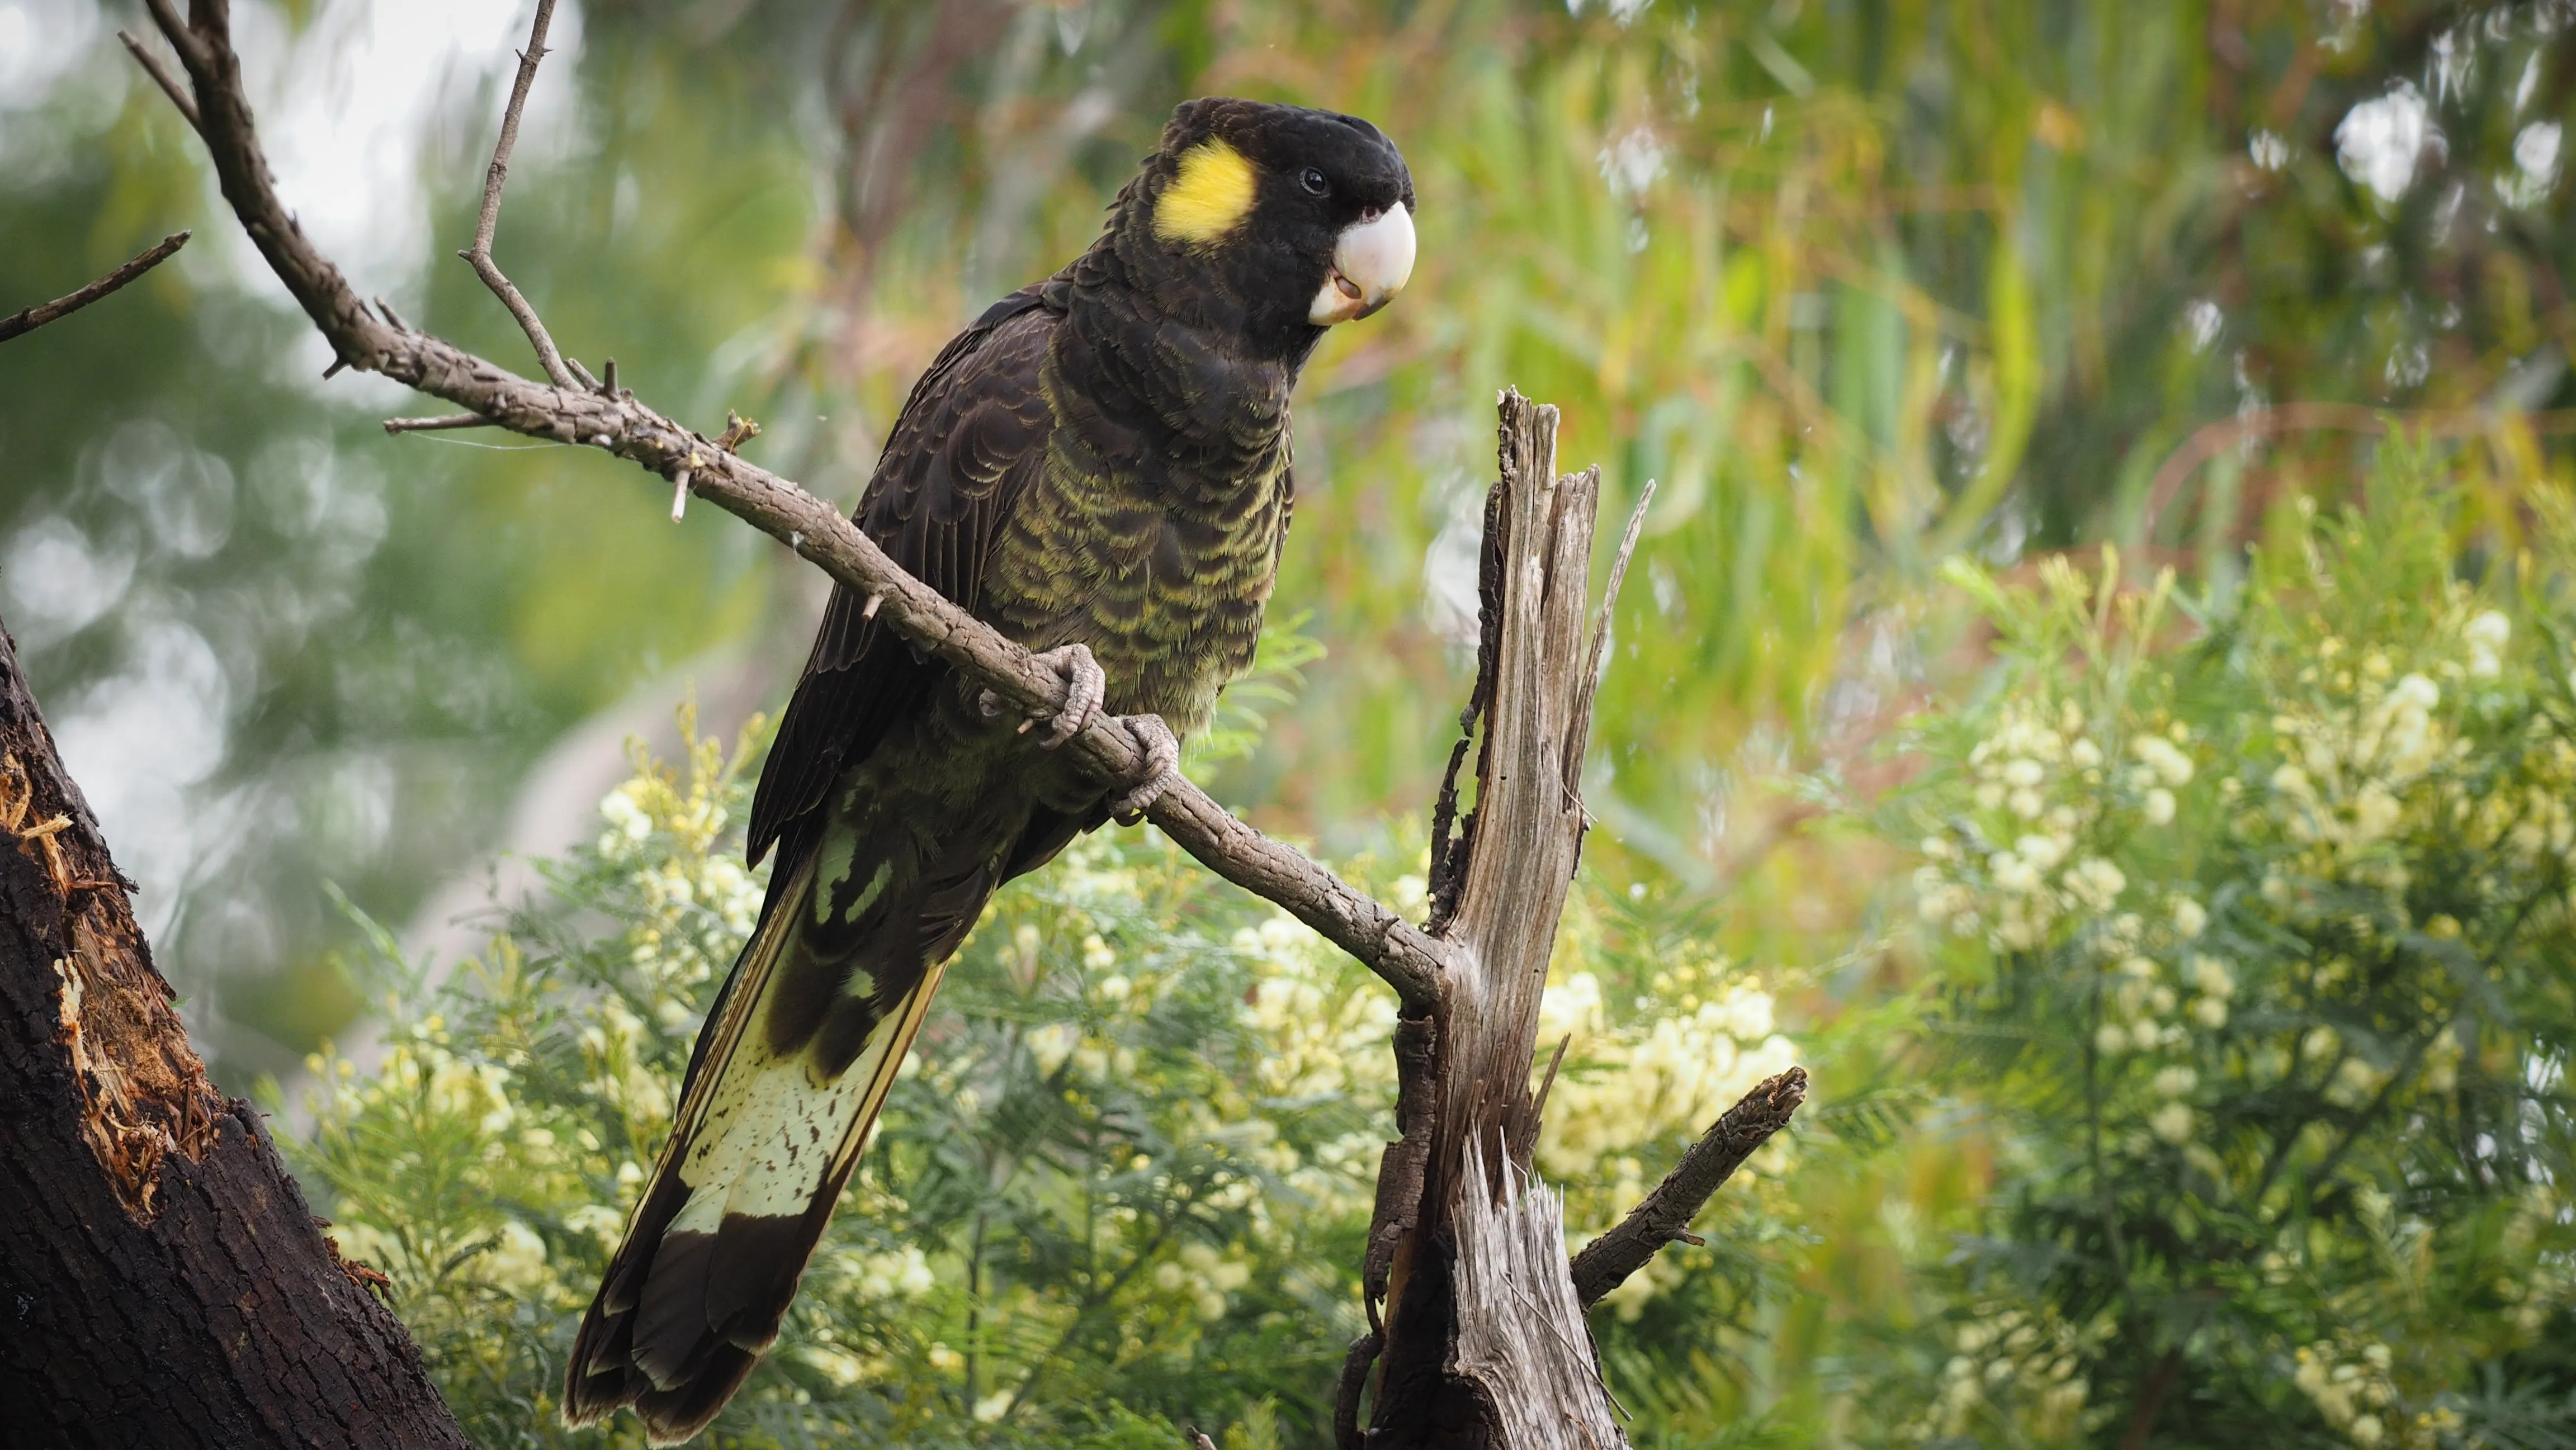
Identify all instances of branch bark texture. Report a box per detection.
[1567,1067,1807,1309]
[0,230,189,343]
[0,622,471,1449]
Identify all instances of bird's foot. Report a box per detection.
[979,643,1105,748]
[1110,714,1183,824]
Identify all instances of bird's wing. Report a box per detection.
[744,283,1064,875]
[565,289,1067,1443]
[680,281,1062,1130]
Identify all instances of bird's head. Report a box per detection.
[1133,98,1416,350]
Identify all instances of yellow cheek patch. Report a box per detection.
[1153,138,1257,247]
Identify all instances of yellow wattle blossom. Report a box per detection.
[1897,487,2576,1444]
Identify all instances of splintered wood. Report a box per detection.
[1452,1133,1623,1448]
[1434,393,1603,1179]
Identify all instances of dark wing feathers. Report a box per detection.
[744,284,1064,871]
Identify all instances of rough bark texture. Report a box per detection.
[1365,396,1628,1448]
[0,621,470,1449]
[1567,1067,1808,1309]
[0,230,189,344]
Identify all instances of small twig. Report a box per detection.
[382,414,491,435]
[138,0,196,63]
[668,469,692,523]
[0,232,190,344]
[460,0,575,388]
[116,31,200,131]
[716,409,763,452]
[1585,477,1655,692]
[1567,1067,1807,1309]
[1529,1032,1571,1126]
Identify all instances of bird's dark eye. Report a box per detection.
[1299,167,1330,197]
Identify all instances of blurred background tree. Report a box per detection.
[7,2,2576,1442]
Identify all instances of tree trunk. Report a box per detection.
[0,620,469,1449]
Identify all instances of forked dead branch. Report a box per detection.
[112,5,1804,1443]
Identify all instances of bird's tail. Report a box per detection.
[563,818,992,1444]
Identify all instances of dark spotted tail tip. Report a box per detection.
[564,1211,817,1444]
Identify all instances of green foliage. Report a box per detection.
[290,700,1794,1447]
[1879,446,2576,1448]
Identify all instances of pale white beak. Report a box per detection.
[1308,203,1416,325]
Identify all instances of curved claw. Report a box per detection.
[1028,643,1105,747]
[982,644,1106,746]
[1111,714,1183,823]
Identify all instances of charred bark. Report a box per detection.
[0,620,469,1449]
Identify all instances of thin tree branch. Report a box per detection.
[134,0,1451,1015]
[1582,480,1653,702]
[381,413,493,434]
[1567,1067,1806,1309]
[116,30,200,132]
[460,0,575,389]
[139,0,198,67]
[0,232,190,344]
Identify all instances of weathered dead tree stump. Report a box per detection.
[1355,393,1625,1446]
[1346,397,1808,1450]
